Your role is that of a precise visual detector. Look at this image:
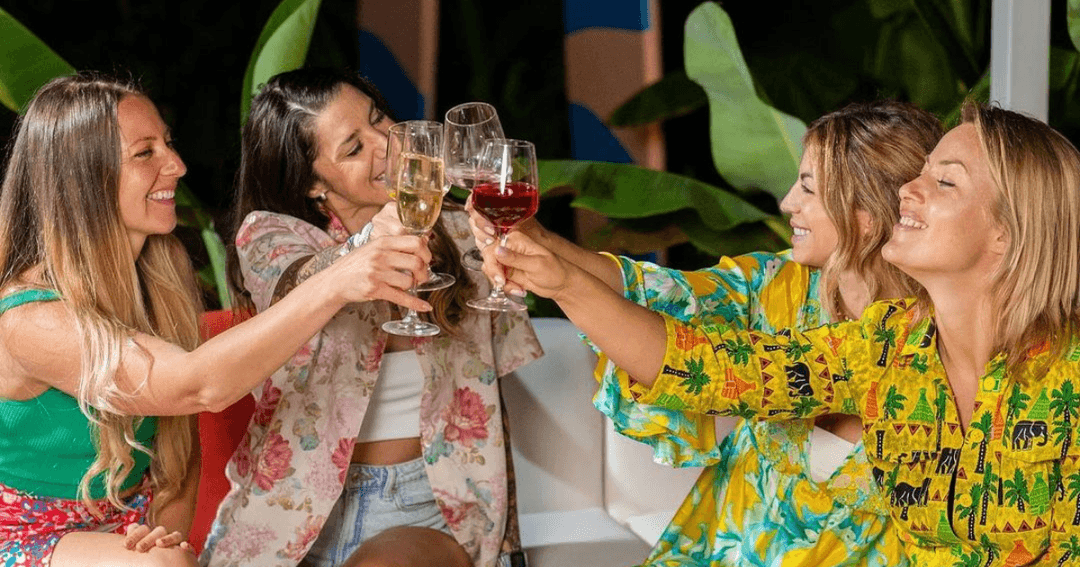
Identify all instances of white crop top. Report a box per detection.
[355,350,424,443]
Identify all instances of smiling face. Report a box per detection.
[881,123,1006,286]
[779,145,840,267]
[116,94,186,255]
[309,84,394,232]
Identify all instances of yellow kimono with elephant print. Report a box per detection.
[641,298,1080,567]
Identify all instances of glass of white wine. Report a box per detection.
[382,121,449,337]
[387,121,455,292]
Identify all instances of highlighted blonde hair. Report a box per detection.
[806,100,943,320]
[962,101,1080,369]
[0,73,201,517]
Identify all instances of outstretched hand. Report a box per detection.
[492,231,573,301]
[335,234,433,312]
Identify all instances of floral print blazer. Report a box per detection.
[200,210,543,567]
[641,298,1080,567]
[594,251,906,567]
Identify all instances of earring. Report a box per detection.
[314,191,327,202]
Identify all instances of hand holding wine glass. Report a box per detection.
[467,139,539,312]
[443,102,504,270]
[388,121,455,292]
[382,121,450,337]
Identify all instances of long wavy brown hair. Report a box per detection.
[226,68,473,335]
[0,73,200,517]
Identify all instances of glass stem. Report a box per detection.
[491,232,510,297]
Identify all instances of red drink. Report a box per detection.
[472,181,539,233]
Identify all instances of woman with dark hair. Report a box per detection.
[497,102,1080,566]
[202,68,541,567]
[0,73,431,567]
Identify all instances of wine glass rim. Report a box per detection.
[445,102,499,125]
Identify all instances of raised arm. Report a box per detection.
[3,232,432,417]
[495,231,897,420]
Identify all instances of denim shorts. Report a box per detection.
[299,457,452,567]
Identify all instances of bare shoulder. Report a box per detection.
[0,296,81,399]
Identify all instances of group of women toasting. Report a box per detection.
[0,66,1076,567]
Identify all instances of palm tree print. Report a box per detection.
[1068,470,1080,526]
[783,339,812,361]
[1050,381,1080,460]
[1058,535,1080,567]
[874,327,897,367]
[1006,383,1031,423]
[883,385,907,420]
[980,462,997,526]
[792,396,822,418]
[680,358,709,395]
[959,482,981,540]
[969,412,994,473]
[1003,468,1030,513]
[722,339,754,365]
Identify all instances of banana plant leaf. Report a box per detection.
[608,70,707,127]
[0,7,74,112]
[537,159,771,233]
[175,181,230,309]
[1070,0,1080,54]
[684,2,806,201]
[241,0,323,123]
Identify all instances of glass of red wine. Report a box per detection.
[466,139,539,312]
[443,102,504,270]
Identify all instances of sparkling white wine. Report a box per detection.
[396,153,445,233]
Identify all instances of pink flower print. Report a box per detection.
[436,495,478,531]
[252,380,283,427]
[442,387,490,446]
[281,514,326,560]
[233,431,253,478]
[253,432,293,492]
[332,437,353,484]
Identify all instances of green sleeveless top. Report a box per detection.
[0,289,157,499]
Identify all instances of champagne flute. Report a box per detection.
[467,139,539,312]
[387,121,455,292]
[382,122,449,337]
[443,102,504,270]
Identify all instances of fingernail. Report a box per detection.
[484,237,494,246]
[484,226,495,236]
[495,246,507,256]
[510,288,527,297]
[495,275,505,286]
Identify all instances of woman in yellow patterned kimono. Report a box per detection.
[497,102,1080,567]
[473,101,941,566]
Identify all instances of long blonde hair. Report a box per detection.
[962,101,1080,370]
[806,100,943,320]
[0,73,201,516]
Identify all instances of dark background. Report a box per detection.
[2,0,1078,308]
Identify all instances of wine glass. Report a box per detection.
[466,139,539,312]
[387,121,455,293]
[382,121,450,337]
[443,102,504,270]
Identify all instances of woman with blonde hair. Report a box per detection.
[0,73,433,567]
[473,99,940,565]
[498,101,1080,566]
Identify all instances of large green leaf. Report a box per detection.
[174,181,230,309]
[908,0,982,84]
[608,71,707,127]
[684,3,805,201]
[0,7,74,113]
[537,159,770,232]
[1070,0,1080,54]
[240,0,323,123]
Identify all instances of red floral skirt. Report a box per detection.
[0,479,152,566]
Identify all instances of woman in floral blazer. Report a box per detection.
[495,101,1080,567]
[200,68,542,567]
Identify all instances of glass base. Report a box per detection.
[382,318,441,337]
[416,271,456,292]
[467,294,527,312]
[462,248,484,271]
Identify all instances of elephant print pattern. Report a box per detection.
[641,298,1080,567]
